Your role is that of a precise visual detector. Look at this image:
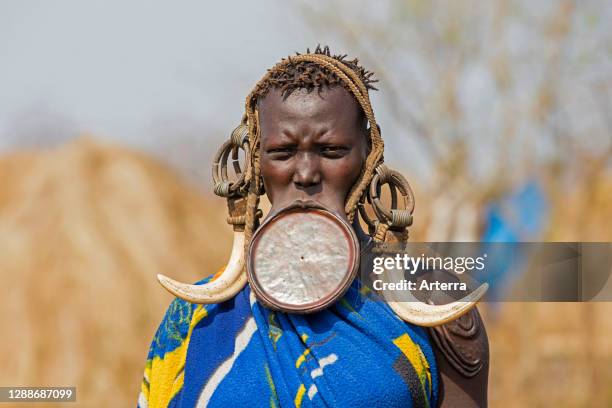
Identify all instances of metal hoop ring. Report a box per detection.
[358,192,377,232]
[366,163,415,229]
[212,125,251,197]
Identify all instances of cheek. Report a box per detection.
[323,153,364,193]
[261,160,292,183]
[261,160,293,201]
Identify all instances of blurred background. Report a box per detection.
[0,0,610,406]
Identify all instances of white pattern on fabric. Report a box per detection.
[196,317,258,407]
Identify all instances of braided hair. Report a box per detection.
[250,45,378,101]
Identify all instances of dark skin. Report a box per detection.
[258,86,368,219]
[258,85,488,407]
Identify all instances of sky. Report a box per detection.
[0,0,353,184]
[0,0,314,137]
[1,1,609,188]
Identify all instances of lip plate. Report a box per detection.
[247,204,359,314]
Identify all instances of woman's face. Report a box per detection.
[258,87,368,219]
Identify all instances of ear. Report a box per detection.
[364,126,372,157]
[360,112,372,156]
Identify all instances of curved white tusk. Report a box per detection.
[381,268,488,327]
[157,231,247,303]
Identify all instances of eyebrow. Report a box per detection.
[275,130,299,144]
[314,130,338,143]
[260,130,296,148]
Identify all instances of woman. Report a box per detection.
[138,46,488,408]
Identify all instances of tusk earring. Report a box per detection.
[381,263,488,327]
[363,163,488,326]
[157,230,247,303]
[157,124,252,304]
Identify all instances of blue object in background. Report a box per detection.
[476,181,549,302]
[482,181,548,242]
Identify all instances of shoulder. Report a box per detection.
[139,277,215,408]
[416,270,489,407]
[151,276,214,356]
[429,307,489,407]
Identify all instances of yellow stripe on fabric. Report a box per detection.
[296,349,311,368]
[294,384,306,408]
[264,364,278,408]
[148,305,208,408]
[393,333,432,398]
[192,304,208,323]
[140,360,152,401]
[172,370,185,399]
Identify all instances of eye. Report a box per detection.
[320,145,349,158]
[266,146,296,160]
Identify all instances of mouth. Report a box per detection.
[266,198,347,223]
[267,196,350,224]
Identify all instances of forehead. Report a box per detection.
[257,86,362,126]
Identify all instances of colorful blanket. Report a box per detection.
[138,276,439,407]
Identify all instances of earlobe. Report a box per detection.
[365,129,372,157]
[362,118,372,151]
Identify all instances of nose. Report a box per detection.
[293,152,321,188]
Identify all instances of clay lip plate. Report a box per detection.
[247,206,359,314]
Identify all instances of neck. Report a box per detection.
[351,218,371,245]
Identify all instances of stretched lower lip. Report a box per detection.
[289,199,322,209]
[268,199,347,222]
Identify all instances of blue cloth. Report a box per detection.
[139,278,439,408]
